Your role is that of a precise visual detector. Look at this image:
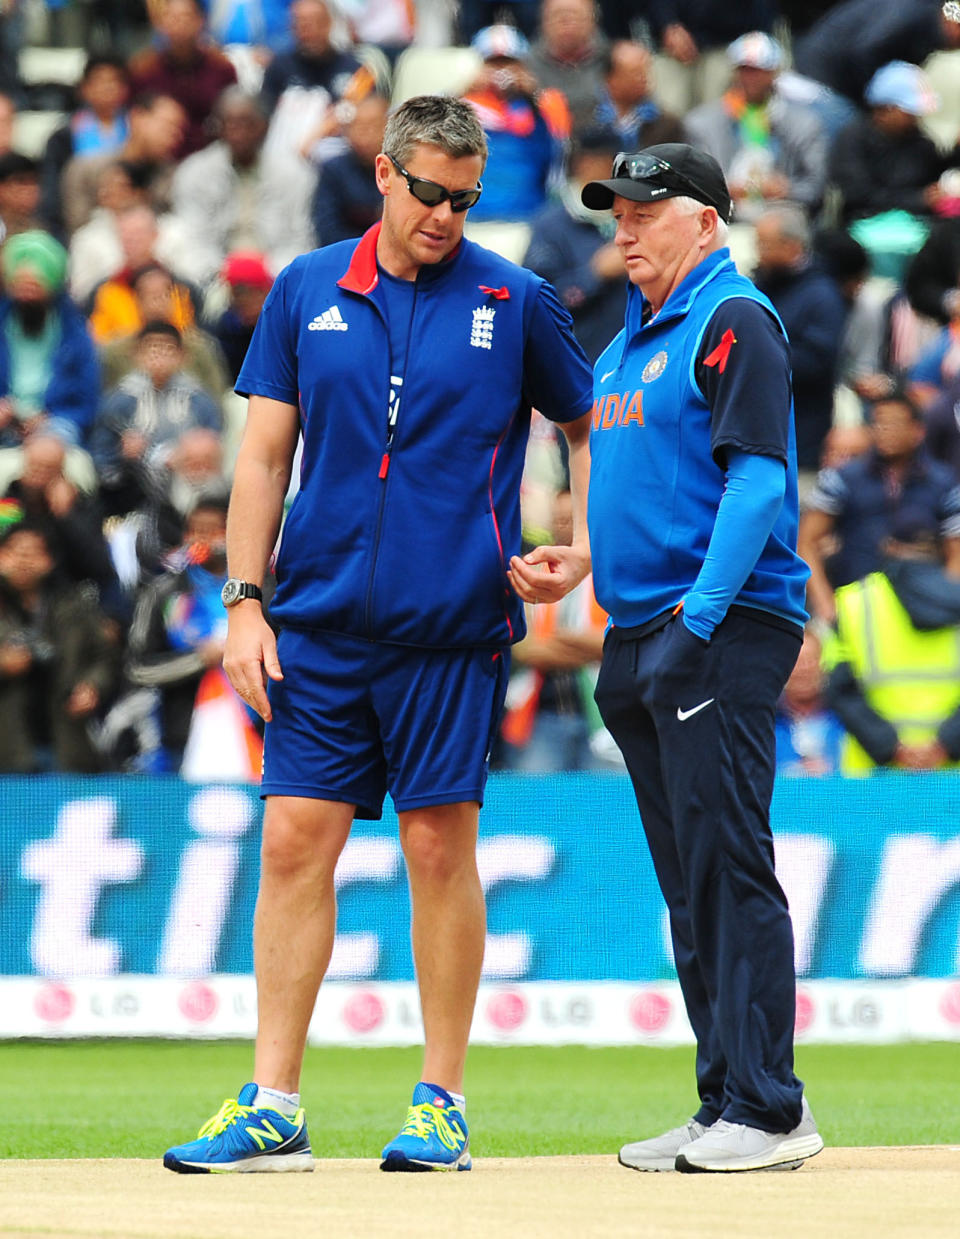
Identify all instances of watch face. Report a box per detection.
[222,579,241,606]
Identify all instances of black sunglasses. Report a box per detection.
[612,151,724,218]
[387,152,482,213]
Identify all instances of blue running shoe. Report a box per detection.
[380,1083,471,1172]
[163,1082,314,1173]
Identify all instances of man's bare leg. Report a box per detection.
[398,802,484,1094]
[253,795,355,1092]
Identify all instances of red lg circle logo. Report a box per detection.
[487,991,527,1031]
[343,991,385,1033]
[34,983,75,1023]
[794,989,815,1036]
[178,982,218,1023]
[938,983,960,1026]
[630,991,671,1033]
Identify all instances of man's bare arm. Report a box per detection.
[223,395,300,721]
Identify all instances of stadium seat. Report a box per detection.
[18,46,86,111]
[18,46,87,87]
[391,46,482,105]
[921,50,960,151]
[13,109,66,157]
[462,220,532,265]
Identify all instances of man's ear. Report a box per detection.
[374,152,392,198]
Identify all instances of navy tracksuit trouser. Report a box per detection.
[595,609,804,1132]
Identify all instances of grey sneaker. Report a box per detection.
[619,1118,708,1171]
[675,1097,824,1173]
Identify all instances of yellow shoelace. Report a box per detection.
[399,1103,465,1152]
[197,1098,258,1139]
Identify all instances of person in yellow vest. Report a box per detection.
[823,517,960,773]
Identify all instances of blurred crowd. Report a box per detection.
[2,0,960,777]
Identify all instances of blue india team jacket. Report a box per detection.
[237,224,593,648]
[588,247,809,630]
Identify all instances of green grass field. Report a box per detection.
[1,1040,956,1160]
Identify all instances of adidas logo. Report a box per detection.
[308,305,348,332]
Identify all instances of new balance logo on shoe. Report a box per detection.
[308,306,348,331]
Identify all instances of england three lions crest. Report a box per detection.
[470,305,496,349]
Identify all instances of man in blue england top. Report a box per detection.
[581,143,824,1173]
[162,95,593,1174]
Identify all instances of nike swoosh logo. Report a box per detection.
[601,368,617,382]
[677,698,715,721]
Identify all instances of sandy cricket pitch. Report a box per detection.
[1,1148,959,1239]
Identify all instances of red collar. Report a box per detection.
[337,222,465,293]
[337,223,381,295]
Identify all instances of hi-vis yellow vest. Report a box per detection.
[826,572,960,773]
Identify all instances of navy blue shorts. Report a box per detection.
[261,629,509,818]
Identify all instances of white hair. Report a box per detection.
[671,194,729,245]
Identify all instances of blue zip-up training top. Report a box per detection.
[237,224,593,648]
[587,246,809,631]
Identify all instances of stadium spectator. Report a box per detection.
[311,91,387,246]
[828,62,949,228]
[647,0,776,116]
[261,0,363,112]
[133,426,231,578]
[752,204,848,480]
[261,0,376,206]
[40,53,130,239]
[462,25,567,223]
[125,493,233,771]
[798,390,960,624]
[906,316,960,410]
[527,0,608,131]
[69,164,185,304]
[685,32,827,223]
[98,262,226,399]
[774,625,843,776]
[172,87,312,286]
[1,431,121,615]
[339,0,415,64]
[128,0,238,159]
[923,373,960,476]
[0,153,48,238]
[61,92,186,235]
[88,205,196,342]
[824,519,960,773]
[592,40,685,152]
[204,0,296,54]
[0,521,118,773]
[499,487,619,771]
[522,126,627,364]
[91,320,222,518]
[794,0,960,113]
[814,228,895,415]
[206,250,273,385]
[905,212,960,326]
[0,232,100,448]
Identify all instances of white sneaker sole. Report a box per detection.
[618,1152,679,1172]
[171,1152,315,1173]
[676,1133,824,1173]
[380,1149,472,1172]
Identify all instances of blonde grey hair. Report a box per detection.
[671,194,729,245]
[383,95,488,171]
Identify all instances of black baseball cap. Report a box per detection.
[581,142,733,222]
